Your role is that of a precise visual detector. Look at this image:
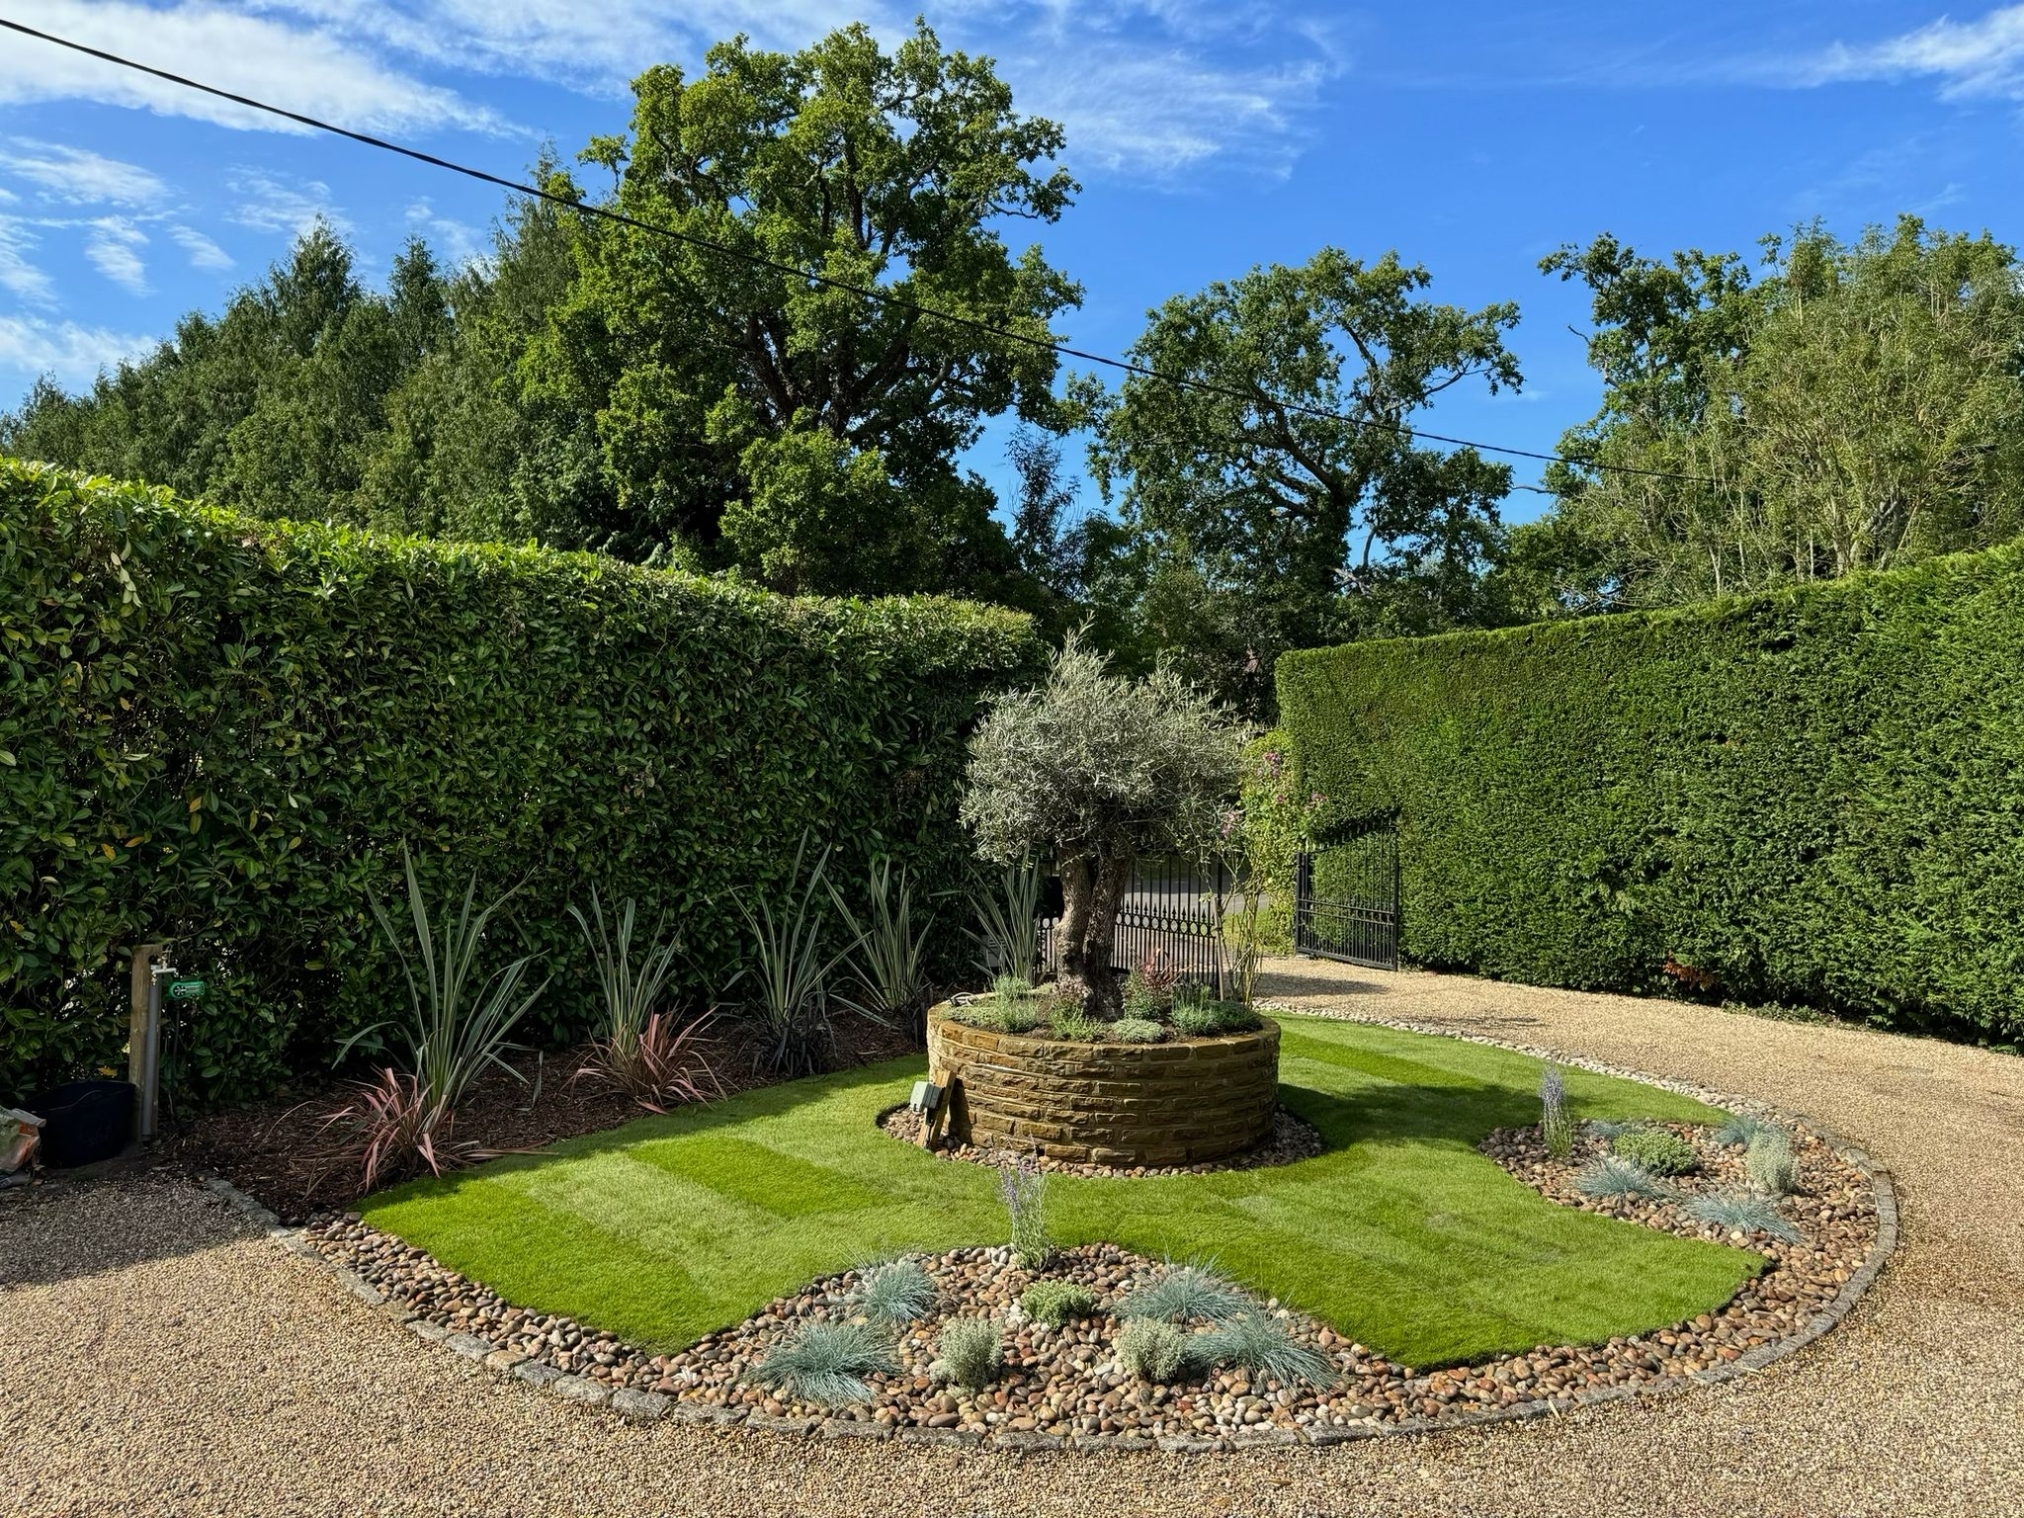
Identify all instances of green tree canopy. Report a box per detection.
[1076,248,1521,716]
[1510,216,2024,614]
[537,20,1081,592]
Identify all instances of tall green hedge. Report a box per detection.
[1279,544,2024,1044]
[1,460,1040,1104]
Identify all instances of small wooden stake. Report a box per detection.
[129,943,166,1142]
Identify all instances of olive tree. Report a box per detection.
[960,636,1242,1012]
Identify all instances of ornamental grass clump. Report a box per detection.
[970,861,1045,986]
[1539,1062,1574,1160]
[1577,1154,1670,1200]
[999,1155,1051,1269]
[1191,1311,1336,1388]
[1116,1316,1191,1383]
[1715,1112,1776,1148]
[1746,1127,1802,1194]
[330,847,548,1185]
[1020,1279,1098,1327]
[1686,1191,1802,1244]
[1111,1017,1166,1043]
[747,1320,896,1408]
[831,856,936,1042]
[1119,1263,1251,1324]
[735,836,862,1077]
[934,1318,1003,1388]
[851,1259,937,1328]
[1612,1127,1698,1176]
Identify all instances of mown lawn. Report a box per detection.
[364,1015,1758,1367]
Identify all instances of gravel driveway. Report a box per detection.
[4,960,2020,1518]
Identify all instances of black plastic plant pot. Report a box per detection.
[26,1079,135,1167]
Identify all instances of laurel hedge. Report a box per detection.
[0,460,1041,1104]
[1278,543,2024,1045]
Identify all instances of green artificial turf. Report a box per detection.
[364,1015,1759,1367]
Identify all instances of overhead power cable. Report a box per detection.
[0,15,1713,485]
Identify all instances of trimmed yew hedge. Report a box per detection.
[1,460,1041,1103]
[1279,544,2024,1044]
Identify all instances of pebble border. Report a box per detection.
[196,1014,1898,1455]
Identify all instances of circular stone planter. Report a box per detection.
[923,1002,1280,1166]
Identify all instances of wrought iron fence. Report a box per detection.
[1037,856,1232,989]
[1294,813,1400,970]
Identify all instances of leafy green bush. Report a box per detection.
[1111,1017,1165,1043]
[1746,1128,1802,1194]
[1612,1127,1698,1176]
[1019,1279,1098,1327]
[1280,542,2024,1043]
[934,1318,1002,1389]
[747,1321,896,1407]
[1116,1316,1191,1383]
[0,459,1039,1104]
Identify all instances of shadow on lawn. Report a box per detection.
[386,1025,1574,1212]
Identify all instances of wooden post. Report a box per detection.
[128,943,166,1142]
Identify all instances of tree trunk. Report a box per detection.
[1055,850,1133,1014]
[1055,851,1096,1001]
[1080,854,1135,1015]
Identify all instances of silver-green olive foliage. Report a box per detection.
[961,637,1241,1005]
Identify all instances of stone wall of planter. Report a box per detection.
[923,1007,1279,1165]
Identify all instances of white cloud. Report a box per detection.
[1803,5,2024,99]
[0,139,169,206]
[0,315,154,388]
[404,197,484,266]
[262,0,1333,178]
[85,219,150,294]
[0,0,510,135]
[227,168,347,235]
[1,1,1332,188]
[169,223,234,269]
[1014,46,1332,177]
[0,217,55,305]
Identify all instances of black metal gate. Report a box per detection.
[1038,856,1230,988]
[1294,814,1400,970]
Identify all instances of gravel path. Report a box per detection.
[4,962,2021,1518]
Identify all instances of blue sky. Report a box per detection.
[1,1,2021,525]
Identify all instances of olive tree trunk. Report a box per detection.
[1055,850,1134,1014]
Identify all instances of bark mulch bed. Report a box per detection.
[878,1103,1324,1178]
[301,1114,1880,1445]
[168,1020,914,1223]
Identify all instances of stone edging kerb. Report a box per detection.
[197,1018,1898,1454]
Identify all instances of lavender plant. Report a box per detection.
[999,1155,1052,1268]
[1539,1062,1574,1159]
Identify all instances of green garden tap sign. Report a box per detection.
[167,979,205,1001]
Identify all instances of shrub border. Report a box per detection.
[195,1024,1897,1454]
